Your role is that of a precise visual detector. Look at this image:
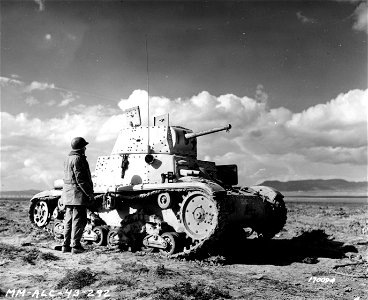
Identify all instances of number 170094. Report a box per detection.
[308,277,336,283]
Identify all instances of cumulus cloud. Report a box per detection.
[25,81,56,92]
[1,88,367,190]
[296,11,316,24]
[0,76,23,87]
[255,84,268,104]
[25,96,40,106]
[353,2,368,33]
[58,91,78,107]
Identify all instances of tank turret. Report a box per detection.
[28,105,287,257]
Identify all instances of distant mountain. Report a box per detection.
[258,179,368,192]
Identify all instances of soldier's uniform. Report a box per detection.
[62,137,94,254]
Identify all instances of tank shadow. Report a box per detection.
[217,229,357,266]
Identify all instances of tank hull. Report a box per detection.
[28,179,286,256]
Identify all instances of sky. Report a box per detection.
[0,0,367,191]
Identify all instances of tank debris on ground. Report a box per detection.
[29,106,287,257]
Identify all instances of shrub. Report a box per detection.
[56,268,97,290]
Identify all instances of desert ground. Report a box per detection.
[0,198,367,300]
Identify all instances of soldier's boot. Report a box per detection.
[72,246,85,254]
[62,246,71,253]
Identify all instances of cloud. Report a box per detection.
[1,88,367,190]
[25,96,40,106]
[352,2,368,33]
[58,91,78,107]
[296,11,316,24]
[0,76,23,87]
[25,81,56,92]
[34,0,45,12]
[255,84,268,104]
[47,99,57,106]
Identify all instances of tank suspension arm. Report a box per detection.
[184,124,232,139]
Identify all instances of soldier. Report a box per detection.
[61,137,94,254]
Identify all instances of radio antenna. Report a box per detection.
[145,35,151,153]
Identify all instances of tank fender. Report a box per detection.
[115,177,225,196]
[245,185,283,205]
[30,189,63,201]
[173,177,226,195]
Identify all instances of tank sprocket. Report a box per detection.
[171,190,228,258]
[179,191,219,240]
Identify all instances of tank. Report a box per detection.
[29,106,287,256]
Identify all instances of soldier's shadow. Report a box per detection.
[218,229,357,266]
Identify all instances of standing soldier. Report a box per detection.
[61,137,94,254]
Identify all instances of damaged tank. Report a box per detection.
[29,106,287,256]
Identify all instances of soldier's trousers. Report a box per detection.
[63,205,87,248]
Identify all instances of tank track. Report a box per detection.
[259,192,287,239]
[114,188,230,258]
[236,187,287,239]
[169,187,287,258]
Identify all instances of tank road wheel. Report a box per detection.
[107,229,120,249]
[157,193,172,209]
[29,199,52,228]
[52,207,64,220]
[159,232,179,256]
[80,237,88,246]
[58,197,65,212]
[179,192,218,240]
[92,226,107,246]
[53,221,64,239]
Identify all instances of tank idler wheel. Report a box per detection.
[92,226,107,246]
[157,193,172,209]
[107,229,120,249]
[159,232,179,256]
[30,199,51,228]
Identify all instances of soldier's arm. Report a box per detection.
[73,157,94,198]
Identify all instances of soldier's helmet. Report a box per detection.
[71,137,89,150]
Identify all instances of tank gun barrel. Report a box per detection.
[185,124,232,139]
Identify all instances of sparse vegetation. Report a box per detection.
[30,274,46,283]
[56,268,97,290]
[101,276,137,288]
[0,199,367,300]
[0,242,22,259]
[123,261,150,275]
[22,248,40,264]
[155,263,167,277]
[0,288,6,297]
[39,252,59,261]
[0,243,59,264]
[152,281,231,300]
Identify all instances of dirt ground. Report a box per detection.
[0,198,367,300]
